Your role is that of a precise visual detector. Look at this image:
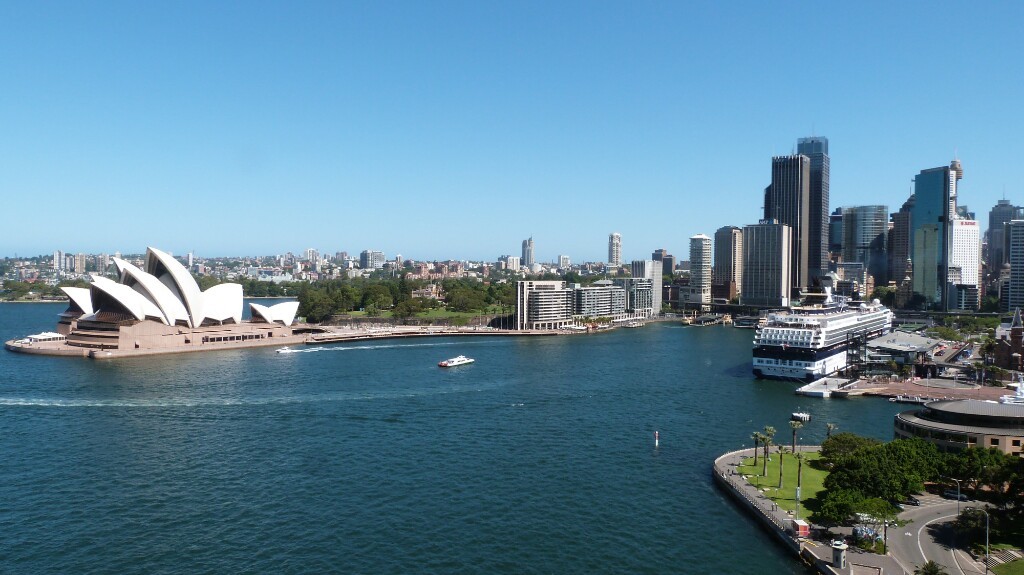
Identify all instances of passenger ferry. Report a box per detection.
[438,355,475,368]
[752,286,892,382]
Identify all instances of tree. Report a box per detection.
[790,420,803,453]
[751,432,762,468]
[816,488,861,529]
[778,445,789,488]
[914,560,948,575]
[820,432,881,468]
[762,426,776,478]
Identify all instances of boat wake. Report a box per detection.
[278,341,463,354]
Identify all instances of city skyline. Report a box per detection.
[2,3,1023,260]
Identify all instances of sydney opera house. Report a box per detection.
[6,247,308,357]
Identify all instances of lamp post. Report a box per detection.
[943,476,964,516]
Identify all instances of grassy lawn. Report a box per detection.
[737,451,828,517]
[994,559,1024,575]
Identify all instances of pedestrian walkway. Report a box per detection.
[714,447,907,575]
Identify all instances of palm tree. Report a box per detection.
[914,560,948,575]
[778,445,789,489]
[762,426,776,477]
[751,432,762,468]
[790,420,803,453]
[826,422,837,439]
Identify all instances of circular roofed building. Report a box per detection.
[894,398,1024,456]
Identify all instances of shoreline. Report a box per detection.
[712,447,903,575]
[4,324,578,359]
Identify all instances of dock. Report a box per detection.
[795,377,854,398]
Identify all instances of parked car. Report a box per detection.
[904,495,921,506]
[942,490,968,501]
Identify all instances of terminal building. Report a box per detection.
[894,398,1024,456]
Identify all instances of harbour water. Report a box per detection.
[1,303,907,574]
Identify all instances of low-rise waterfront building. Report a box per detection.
[514,280,573,330]
[894,398,1024,455]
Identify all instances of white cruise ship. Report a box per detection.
[752,287,892,382]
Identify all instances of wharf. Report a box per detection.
[832,376,1008,402]
[309,326,564,344]
[796,377,853,398]
[713,448,905,575]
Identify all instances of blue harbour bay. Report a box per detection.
[1,303,906,574]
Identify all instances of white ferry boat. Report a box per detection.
[438,355,475,368]
[752,286,892,382]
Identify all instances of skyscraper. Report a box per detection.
[741,220,792,308]
[988,199,1023,276]
[841,205,889,285]
[888,195,914,287]
[797,137,830,281]
[911,160,962,309]
[608,233,622,267]
[687,235,712,306]
[764,155,810,295]
[713,226,743,301]
[522,237,535,268]
[1007,220,1024,312]
[948,218,981,310]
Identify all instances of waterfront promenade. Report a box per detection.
[713,447,905,575]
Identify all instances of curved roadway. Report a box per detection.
[887,494,988,575]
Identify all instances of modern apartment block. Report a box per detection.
[608,233,622,267]
[631,259,662,314]
[360,250,386,270]
[572,280,627,318]
[685,235,711,305]
[712,226,742,301]
[740,220,792,308]
[615,277,654,316]
[1008,221,1024,312]
[514,280,573,330]
[522,237,535,268]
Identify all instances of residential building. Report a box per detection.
[712,226,742,301]
[615,277,654,316]
[764,154,810,296]
[797,136,830,281]
[360,250,386,270]
[558,255,571,269]
[608,233,622,267]
[53,250,63,271]
[631,259,662,314]
[514,280,573,330]
[740,220,792,307]
[522,237,534,268]
[572,280,626,318]
[685,235,711,306]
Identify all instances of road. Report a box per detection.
[887,493,988,575]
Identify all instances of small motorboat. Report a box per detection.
[438,355,475,367]
[791,412,811,422]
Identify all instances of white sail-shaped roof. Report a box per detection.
[201,283,243,325]
[90,276,168,324]
[145,247,204,328]
[250,301,299,326]
[61,287,94,315]
[114,257,192,327]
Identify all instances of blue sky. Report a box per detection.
[2,1,1022,263]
